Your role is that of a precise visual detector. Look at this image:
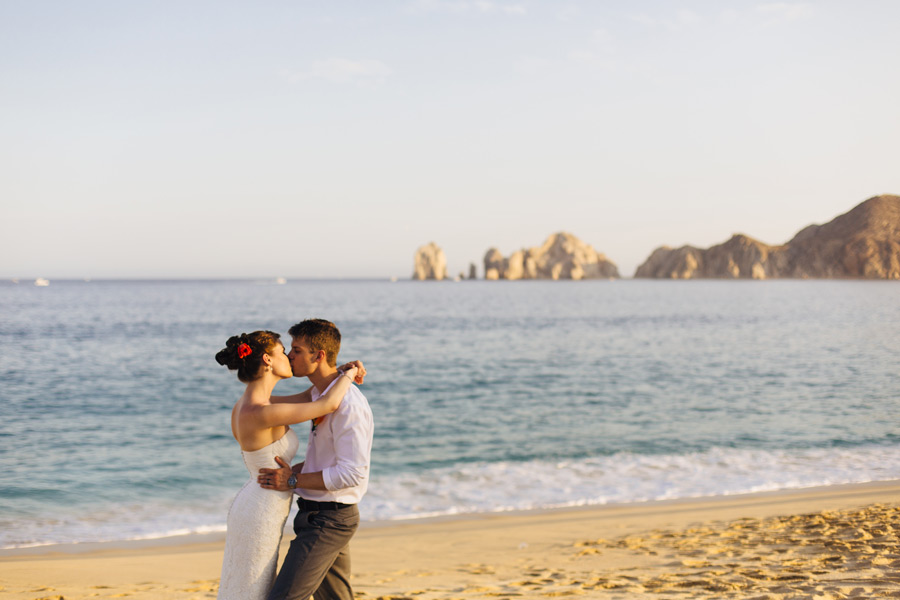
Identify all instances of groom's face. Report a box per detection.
[288,336,319,377]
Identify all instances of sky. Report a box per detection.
[2,1,899,279]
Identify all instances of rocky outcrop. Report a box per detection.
[635,195,900,279]
[484,248,505,280]
[781,195,900,278]
[412,242,448,280]
[635,235,783,279]
[483,232,619,280]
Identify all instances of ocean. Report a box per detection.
[1,278,898,549]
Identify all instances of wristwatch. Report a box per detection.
[287,473,297,489]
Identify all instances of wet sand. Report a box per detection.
[2,481,899,600]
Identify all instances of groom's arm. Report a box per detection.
[258,458,327,491]
[320,401,372,490]
[289,470,328,491]
[261,400,373,493]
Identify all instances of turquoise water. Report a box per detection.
[1,279,898,548]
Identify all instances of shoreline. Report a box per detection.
[2,479,898,558]
[2,480,899,599]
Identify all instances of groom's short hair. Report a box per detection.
[289,319,341,367]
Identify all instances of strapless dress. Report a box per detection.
[217,428,299,600]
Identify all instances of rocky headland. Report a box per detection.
[412,242,448,280]
[484,232,619,280]
[635,194,900,279]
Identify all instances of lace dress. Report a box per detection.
[218,428,300,600]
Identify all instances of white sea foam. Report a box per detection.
[6,444,897,549]
[0,500,230,549]
[363,444,900,520]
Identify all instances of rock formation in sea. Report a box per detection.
[635,194,900,279]
[483,232,620,280]
[412,242,448,280]
[635,234,779,280]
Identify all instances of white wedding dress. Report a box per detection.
[218,428,300,600]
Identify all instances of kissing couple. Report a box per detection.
[214,318,374,600]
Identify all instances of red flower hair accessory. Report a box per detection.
[237,343,252,359]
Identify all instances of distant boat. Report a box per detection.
[11,278,19,284]
[390,276,398,282]
[34,278,49,287]
[275,277,287,285]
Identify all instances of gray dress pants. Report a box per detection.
[268,501,359,600]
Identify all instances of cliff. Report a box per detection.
[781,195,900,278]
[635,195,900,279]
[412,242,448,280]
[484,232,619,280]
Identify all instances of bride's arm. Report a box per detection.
[268,361,365,404]
[255,367,358,427]
[270,387,314,404]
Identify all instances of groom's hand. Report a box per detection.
[258,456,293,491]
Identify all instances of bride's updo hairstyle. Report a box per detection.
[215,330,281,383]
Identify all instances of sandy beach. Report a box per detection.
[2,481,899,600]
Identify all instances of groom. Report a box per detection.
[257,318,374,600]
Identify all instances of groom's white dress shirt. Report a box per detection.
[296,377,374,505]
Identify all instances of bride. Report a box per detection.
[214,330,364,600]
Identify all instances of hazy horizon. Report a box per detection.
[3,1,899,280]
[5,191,897,282]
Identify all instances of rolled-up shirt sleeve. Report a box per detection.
[321,401,372,491]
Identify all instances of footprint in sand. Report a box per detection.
[511,579,542,587]
[182,583,217,593]
[461,563,496,575]
[461,584,502,593]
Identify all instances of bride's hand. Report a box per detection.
[340,365,359,384]
[338,360,366,384]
